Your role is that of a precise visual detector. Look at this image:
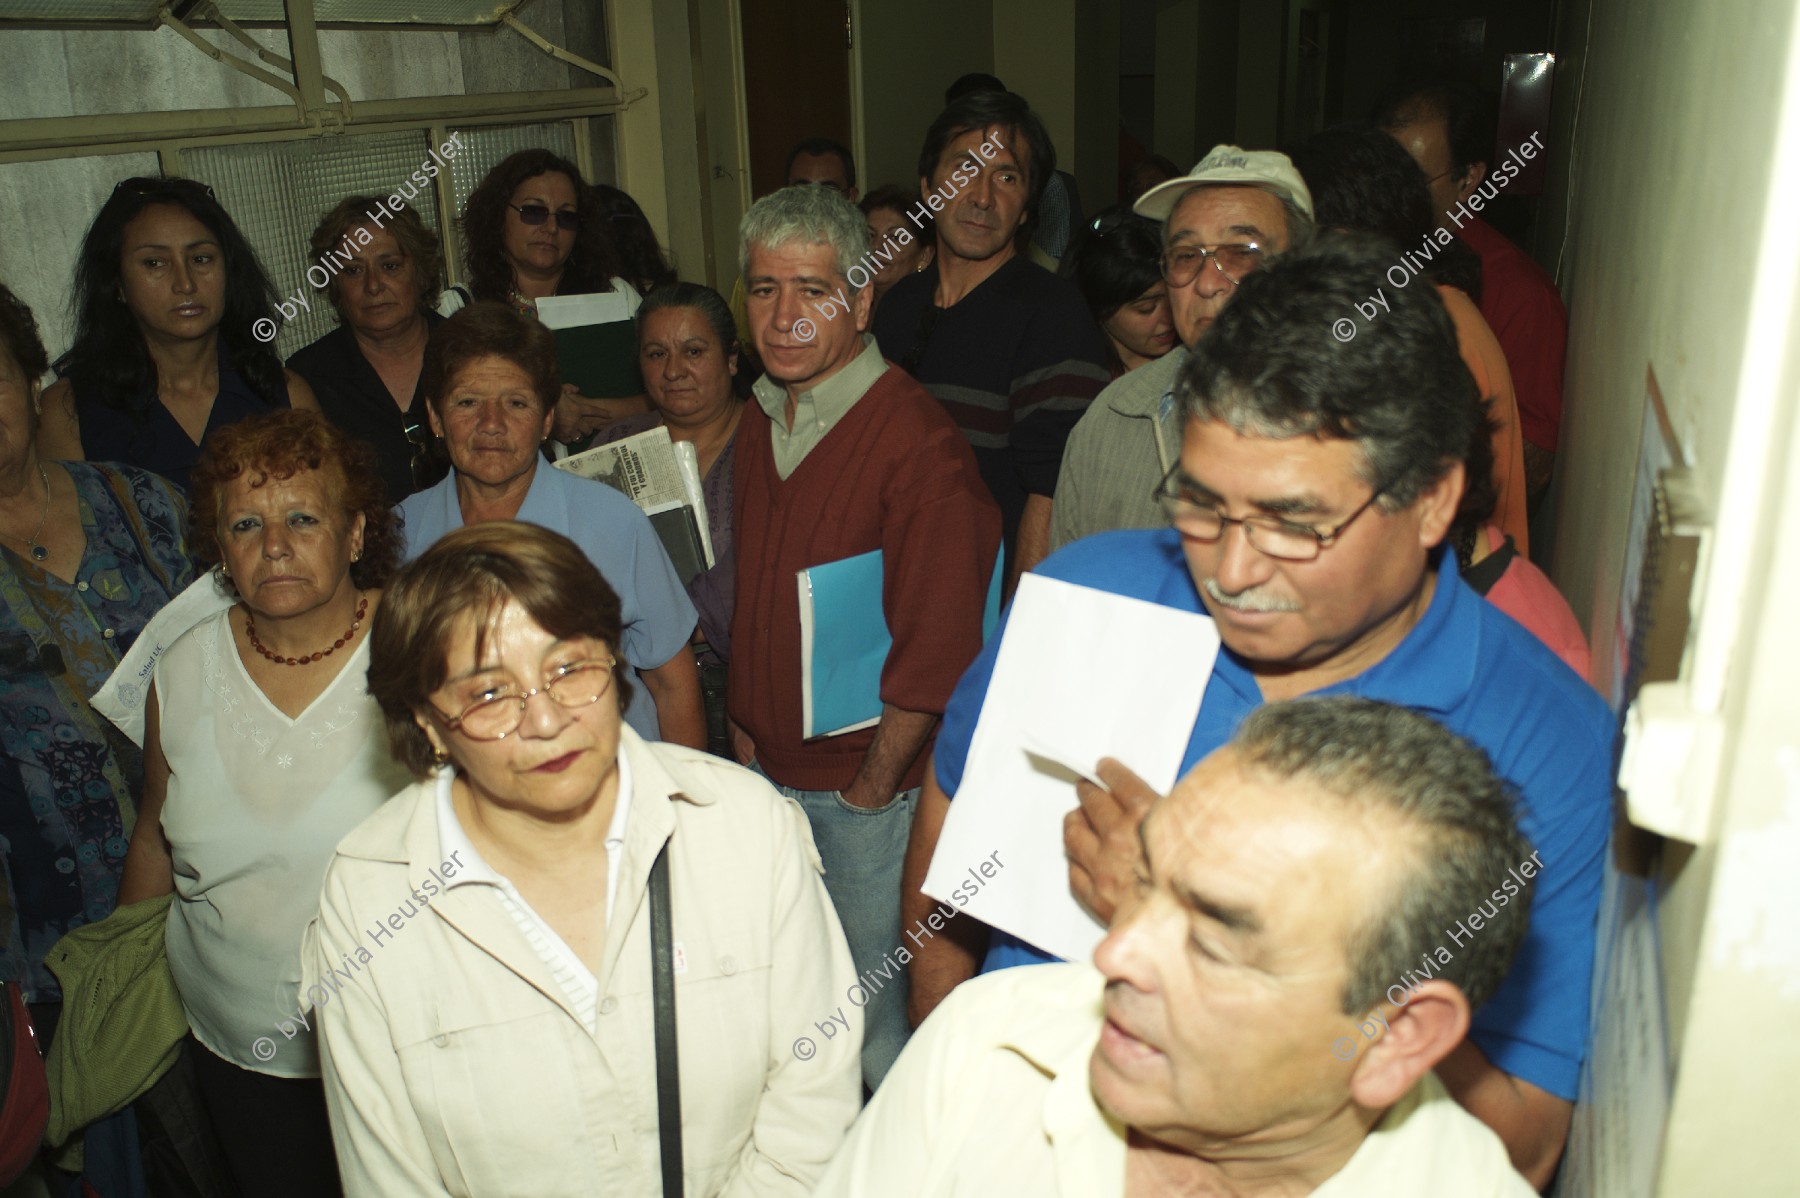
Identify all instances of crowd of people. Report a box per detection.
[0,63,1601,1198]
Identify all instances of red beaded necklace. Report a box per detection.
[246,595,369,666]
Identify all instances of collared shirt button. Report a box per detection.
[76,581,89,592]
[432,1033,449,1047]
[719,955,737,975]
[599,996,617,1014]
[101,627,115,639]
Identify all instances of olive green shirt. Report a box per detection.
[1048,347,1188,550]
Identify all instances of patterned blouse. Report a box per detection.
[0,462,192,1001]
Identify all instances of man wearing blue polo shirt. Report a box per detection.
[899,234,1612,1189]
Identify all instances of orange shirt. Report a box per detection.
[1438,284,1530,556]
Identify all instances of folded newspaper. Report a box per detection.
[554,426,714,583]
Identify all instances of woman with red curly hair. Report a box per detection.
[118,409,411,1197]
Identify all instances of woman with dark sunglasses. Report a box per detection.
[36,176,321,493]
[460,150,649,447]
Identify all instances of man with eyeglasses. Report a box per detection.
[1049,145,1315,551]
[901,235,1612,1188]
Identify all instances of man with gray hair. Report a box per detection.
[826,697,1540,1195]
[728,185,1001,1090]
[906,235,1612,1185]
[1049,145,1315,549]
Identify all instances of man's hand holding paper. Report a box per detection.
[1065,758,1162,926]
[921,575,1219,964]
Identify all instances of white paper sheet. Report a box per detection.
[91,573,235,746]
[922,573,1220,964]
[533,281,642,330]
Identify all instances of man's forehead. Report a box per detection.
[1151,753,1392,924]
[1179,419,1365,490]
[1166,185,1287,246]
[790,152,849,185]
[745,239,842,279]
[1388,116,1452,166]
[940,123,1026,168]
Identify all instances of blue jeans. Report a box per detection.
[754,767,917,1092]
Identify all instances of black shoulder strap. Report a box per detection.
[649,843,682,1196]
[1461,532,1518,597]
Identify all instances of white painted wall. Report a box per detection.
[1542,0,1800,1188]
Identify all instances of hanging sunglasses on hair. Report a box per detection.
[508,203,581,232]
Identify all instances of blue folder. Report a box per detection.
[798,546,1004,740]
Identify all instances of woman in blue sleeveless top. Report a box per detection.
[37,176,320,492]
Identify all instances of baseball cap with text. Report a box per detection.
[1133,145,1314,222]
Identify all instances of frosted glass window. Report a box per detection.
[444,122,581,222]
[2,0,533,24]
[0,1,160,20]
[179,121,591,356]
[186,131,443,358]
[212,0,532,24]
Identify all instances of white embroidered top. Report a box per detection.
[158,610,411,1077]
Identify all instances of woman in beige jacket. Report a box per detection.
[302,521,861,1196]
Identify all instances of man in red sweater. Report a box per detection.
[728,184,1002,1091]
[1379,79,1569,497]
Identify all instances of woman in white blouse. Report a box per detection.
[119,409,411,1197]
[304,521,860,1197]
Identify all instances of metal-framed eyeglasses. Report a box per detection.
[429,656,617,741]
[1160,241,1264,287]
[1152,465,1386,562]
[508,203,581,232]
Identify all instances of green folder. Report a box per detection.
[552,321,643,399]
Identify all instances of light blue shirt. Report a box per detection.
[399,463,698,740]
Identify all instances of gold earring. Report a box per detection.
[352,549,362,562]
[431,748,451,768]
[215,562,230,582]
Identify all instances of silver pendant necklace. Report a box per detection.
[1,464,51,562]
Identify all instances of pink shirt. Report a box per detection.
[1476,526,1591,681]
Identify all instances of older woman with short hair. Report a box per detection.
[399,301,705,747]
[306,521,859,1196]
[287,195,451,503]
[0,279,193,1009]
[601,282,744,755]
[118,408,411,1196]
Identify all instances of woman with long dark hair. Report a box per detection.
[461,151,648,445]
[593,182,678,297]
[37,176,320,492]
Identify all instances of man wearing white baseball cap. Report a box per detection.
[1049,146,1314,550]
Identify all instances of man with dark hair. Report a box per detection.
[785,136,859,200]
[1377,78,1569,496]
[1049,145,1314,550]
[940,72,1084,262]
[873,89,1109,582]
[825,697,1540,1195]
[903,235,1612,1187]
